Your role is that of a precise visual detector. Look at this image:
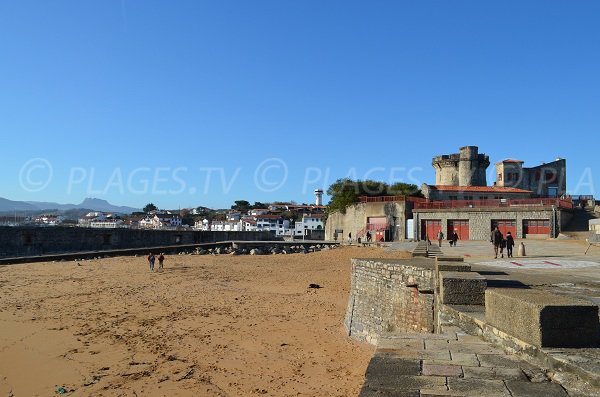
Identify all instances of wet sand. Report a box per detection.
[0,246,410,396]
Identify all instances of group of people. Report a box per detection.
[490,227,515,258]
[437,230,459,247]
[147,253,165,271]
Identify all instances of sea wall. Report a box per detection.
[344,258,435,344]
[0,227,275,258]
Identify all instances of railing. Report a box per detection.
[414,197,573,210]
[359,195,427,203]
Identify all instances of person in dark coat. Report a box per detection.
[505,232,515,258]
[490,227,503,259]
[147,253,155,271]
[452,230,459,247]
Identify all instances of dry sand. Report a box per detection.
[0,246,410,396]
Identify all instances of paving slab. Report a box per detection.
[359,386,420,397]
[447,378,511,397]
[462,366,527,381]
[364,375,447,392]
[422,362,463,377]
[446,342,503,355]
[378,338,425,350]
[447,352,479,366]
[505,380,569,397]
[382,349,451,361]
[365,356,421,377]
[420,391,465,397]
[475,353,520,368]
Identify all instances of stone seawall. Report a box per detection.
[0,227,275,258]
[344,258,435,344]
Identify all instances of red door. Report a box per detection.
[492,220,516,237]
[448,220,469,240]
[421,220,441,241]
[523,219,550,236]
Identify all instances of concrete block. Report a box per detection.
[436,261,471,273]
[485,288,600,348]
[436,256,464,262]
[439,271,487,305]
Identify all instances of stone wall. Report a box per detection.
[344,258,435,344]
[325,201,411,241]
[0,227,275,258]
[413,207,568,240]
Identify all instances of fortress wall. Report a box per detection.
[344,258,435,344]
[325,202,409,241]
[0,227,274,258]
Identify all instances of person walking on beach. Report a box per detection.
[491,227,503,259]
[158,253,165,271]
[505,232,515,258]
[437,230,444,247]
[452,230,459,247]
[147,253,155,271]
[348,232,352,244]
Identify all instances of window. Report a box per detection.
[464,196,473,201]
[449,196,458,200]
[535,171,541,181]
[545,171,556,182]
[498,173,503,181]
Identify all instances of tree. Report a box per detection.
[388,182,422,196]
[252,201,267,209]
[143,203,158,213]
[231,200,251,212]
[326,178,421,214]
[326,178,360,215]
[180,209,195,226]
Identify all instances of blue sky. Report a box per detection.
[1,1,599,209]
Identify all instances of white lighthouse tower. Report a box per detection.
[315,189,324,206]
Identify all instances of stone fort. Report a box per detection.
[432,146,490,187]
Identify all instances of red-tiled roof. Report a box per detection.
[500,159,524,163]
[429,185,532,193]
[255,214,282,219]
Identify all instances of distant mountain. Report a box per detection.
[0,197,39,212]
[0,197,140,214]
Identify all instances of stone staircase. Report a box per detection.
[411,240,443,258]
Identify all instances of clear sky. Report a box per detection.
[1,1,599,209]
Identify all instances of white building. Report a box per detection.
[210,220,242,231]
[293,213,324,236]
[90,219,123,228]
[36,215,65,226]
[152,214,182,229]
[194,219,210,231]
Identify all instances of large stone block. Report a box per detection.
[485,288,600,348]
[436,261,471,273]
[439,271,486,305]
[436,256,464,262]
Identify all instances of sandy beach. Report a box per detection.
[0,246,410,396]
